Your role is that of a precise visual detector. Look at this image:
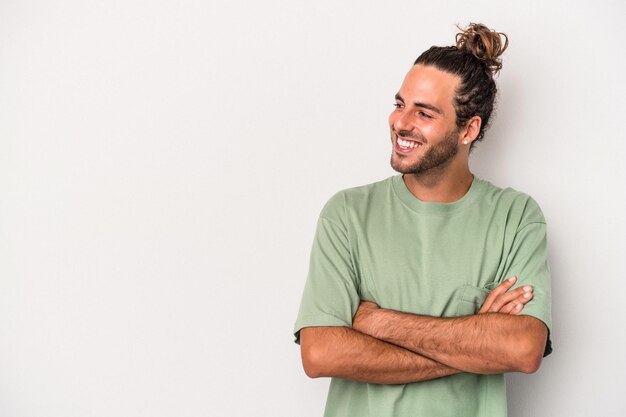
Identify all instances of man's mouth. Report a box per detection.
[396,136,422,150]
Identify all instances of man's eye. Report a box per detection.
[393,103,403,109]
[419,111,432,119]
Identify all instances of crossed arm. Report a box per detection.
[300,277,549,384]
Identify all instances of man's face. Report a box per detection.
[389,64,463,175]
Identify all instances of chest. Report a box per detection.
[350,210,510,316]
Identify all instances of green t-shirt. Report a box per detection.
[294,175,552,417]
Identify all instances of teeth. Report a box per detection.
[397,137,419,149]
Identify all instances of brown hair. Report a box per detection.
[414,23,509,146]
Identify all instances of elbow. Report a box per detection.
[301,346,324,378]
[300,328,330,378]
[513,317,548,374]
[518,351,542,374]
[515,337,545,374]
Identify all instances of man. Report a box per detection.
[294,23,552,416]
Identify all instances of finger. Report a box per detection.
[487,286,522,312]
[499,300,526,315]
[516,289,534,305]
[479,276,517,313]
[511,303,524,315]
[499,301,518,314]
[488,284,532,312]
[490,287,534,313]
[506,287,534,307]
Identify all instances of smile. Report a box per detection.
[396,137,422,149]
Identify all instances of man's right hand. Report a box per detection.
[479,276,533,315]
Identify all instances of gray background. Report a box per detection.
[1,0,624,416]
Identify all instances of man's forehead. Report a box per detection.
[398,64,459,105]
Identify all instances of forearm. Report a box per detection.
[299,326,461,384]
[357,310,547,374]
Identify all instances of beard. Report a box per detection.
[390,129,460,175]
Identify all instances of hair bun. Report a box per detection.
[455,23,508,75]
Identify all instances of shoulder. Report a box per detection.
[319,176,395,222]
[477,178,546,226]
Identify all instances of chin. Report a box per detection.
[390,155,417,174]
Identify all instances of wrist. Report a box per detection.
[365,307,389,339]
[353,304,385,338]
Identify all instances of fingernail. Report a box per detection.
[509,277,516,282]
[523,286,532,292]
[523,293,531,299]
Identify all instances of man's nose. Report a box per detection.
[391,110,412,132]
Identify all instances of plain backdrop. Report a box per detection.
[1,0,625,416]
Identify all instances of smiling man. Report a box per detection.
[294,23,552,417]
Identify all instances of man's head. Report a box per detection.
[390,23,508,176]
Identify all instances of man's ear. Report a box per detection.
[460,116,482,144]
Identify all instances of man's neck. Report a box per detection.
[402,166,474,203]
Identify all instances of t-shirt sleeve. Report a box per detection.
[293,199,360,344]
[499,199,553,356]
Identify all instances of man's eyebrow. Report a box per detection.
[394,93,443,115]
[414,101,443,115]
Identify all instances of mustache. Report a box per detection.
[395,130,427,144]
